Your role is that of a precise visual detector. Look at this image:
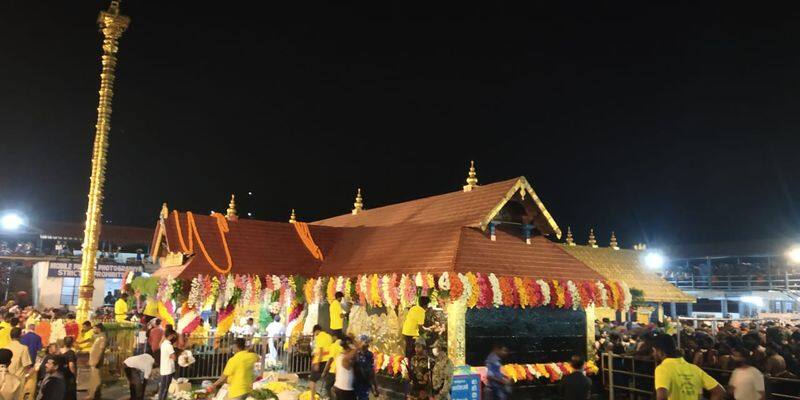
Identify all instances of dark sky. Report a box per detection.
[1,1,799,249]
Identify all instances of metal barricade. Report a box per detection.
[99,322,139,382]
[602,352,800,400]
[177,333,312,381]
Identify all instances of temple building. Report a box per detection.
[151,163,692,362]
[153,164,689,302]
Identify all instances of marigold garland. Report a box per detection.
[450,273,464,301]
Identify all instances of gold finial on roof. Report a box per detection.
[226,194,238,221]
[566,226,575,246]
[160,202,169,220]
[588,228,598,248]
[352,188,363,215]
[463,160,478,192]
[289,209,297,224]
[610,231,619,250]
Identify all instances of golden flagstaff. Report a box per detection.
[76,1,130,323]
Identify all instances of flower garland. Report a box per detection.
[536,279,550,306]
[500,361,598,384]
[373,352,409,379]
[488,273,503,307]
[465,273,479,308]
[450,273,463,301]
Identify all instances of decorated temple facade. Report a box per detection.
[150,164,692,366]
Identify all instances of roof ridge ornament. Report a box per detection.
[352,188,363,215]
[566,226,575,246]
[160,202,169,220]
[588,228,598,248]
[226,194,238,221]
[463,160,478,192]
[610,231,619,250]
[289,209,297,224]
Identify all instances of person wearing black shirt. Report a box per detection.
[560,355,591,400]
[36,356,65,400]
[37,344,59,383]
[61,337,77,400]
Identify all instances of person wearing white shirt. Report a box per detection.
[123,353,155,400]
[265,316,284,363]
[728,347,765,400]
[158,332,177,400]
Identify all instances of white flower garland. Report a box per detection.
[488,273,502,307]
[359,275,369,302]
[313,278,324,304]
[271,276,282,292]
[381,274,393,308]
[460,273,472,303]
[398,275,410,308]
[567,280,581,310]
[619,281,632,310]
[438,272,451,291]
[536,279,550,305]
[223,274,235,305]
[596,281,608,308]
[414,272,423,287]
[242,276,253,306]
[187,276,202,309]
[336,276,345,293]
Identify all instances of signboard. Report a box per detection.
[47,262,143,279]
[451,373,481,400]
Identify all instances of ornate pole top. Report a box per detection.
[463,160,479,192]
[160,203,169,220]
[226,194,238,220]
[588,228,598,248]
[98,0,130,45]
[289,209,297,224]
[352,188,364,215]
[565,226,575,246]
[610,231,619,250]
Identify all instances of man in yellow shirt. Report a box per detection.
[115,293,130,322]
[402,296,430,359]
[652,334,725,400]
[208,338,259,400]
[309,325,334,398]
[0,314,12,349]
[76,321,95,352]
[329,292,345,339]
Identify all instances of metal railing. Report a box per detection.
[667,273,800,292]
[176,333,312,381]
[602,352,800,400]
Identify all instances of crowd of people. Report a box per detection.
[0,304,107,400]
[596,317,800,399]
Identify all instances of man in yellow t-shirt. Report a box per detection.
[329,292,345,339]
[309,325,334,398]
[208,338,259,400]
[76,321,95,352]
[652,334,725,400]
[320,338,344,399]
[115,293,130,322]
[402,296,430,359]
[0,314,12,349]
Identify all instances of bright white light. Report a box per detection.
[741,296,763,307]
[644,252,666,269]
[787,246,800,264]
[141,272,151,278]
[0,214,23,231]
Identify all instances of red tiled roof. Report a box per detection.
[454,227,604,280]
[35,221,153,246]
[155,177,606,281]
[312,178,522,228]
[159,213,340,277]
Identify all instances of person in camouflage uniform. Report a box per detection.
[430,341,454,400]
[409,342,431,400]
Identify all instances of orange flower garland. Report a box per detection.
[466,273,479,308]
[514,277,528,308]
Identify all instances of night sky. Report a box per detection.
[1,1,799,249]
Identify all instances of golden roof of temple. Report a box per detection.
[560,244,695,303]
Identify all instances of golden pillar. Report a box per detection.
[76,1,130,323]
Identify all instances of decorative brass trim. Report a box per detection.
[479,177,562,239]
